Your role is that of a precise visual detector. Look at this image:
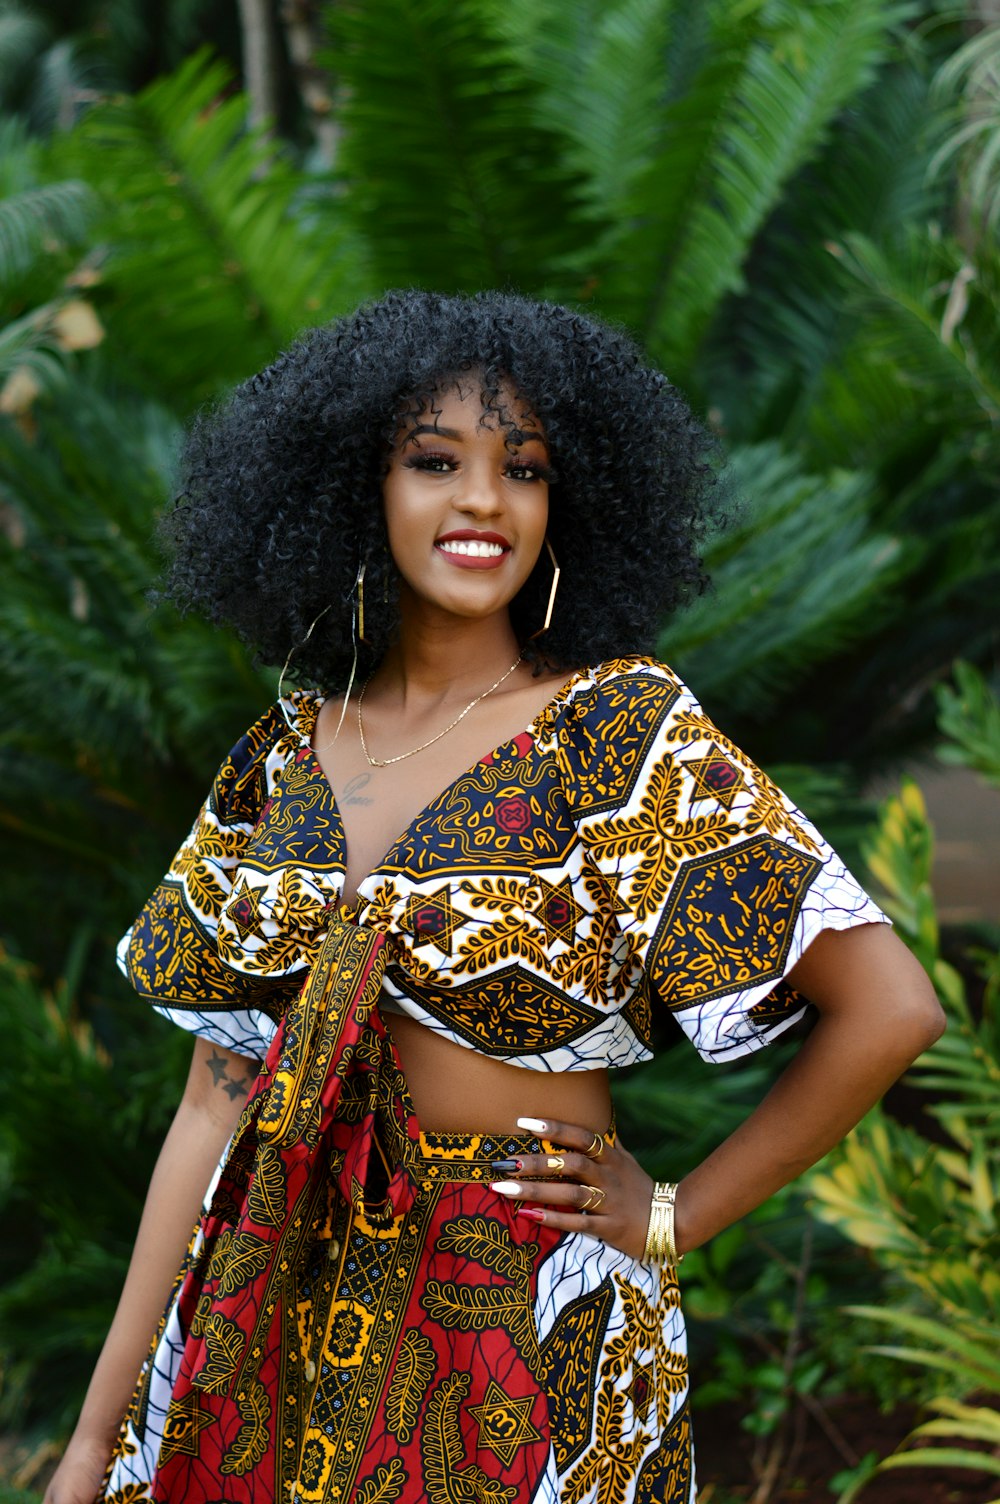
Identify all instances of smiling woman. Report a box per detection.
[46,290,944,1504]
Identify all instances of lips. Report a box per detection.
[434,529,512,569]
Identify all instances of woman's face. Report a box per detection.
[382,375,551,628]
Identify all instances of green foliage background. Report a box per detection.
[1,0,998,1496]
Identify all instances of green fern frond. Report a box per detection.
[658,442,905,711]
[322,0,588,296]
[930,19,1000,235]
[489,0,674,244]
[598,0,918,376]
[54,49,367,406]
[0,177,94,282]
[701,61,948,444]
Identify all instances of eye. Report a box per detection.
[403,452,456,473]
[508,460,556,484]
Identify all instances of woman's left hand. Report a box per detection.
[490,1117,656,1261]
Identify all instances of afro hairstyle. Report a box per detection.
[160,287,727,689]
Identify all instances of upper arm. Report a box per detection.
[786,921,945,1042]
[181,1035,262,1129]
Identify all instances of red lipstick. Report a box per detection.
[434,528,512,571]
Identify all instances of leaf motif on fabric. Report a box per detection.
[220,1378,271,1476]
[457,875,528,913]
[355,1457,407,1504]
[385,1330,436,1445]
[421,1280,526,1332]
[451,914,549,976]
[246,1145,287,1228]
[216,1230,271,1297]
[421,1280,543,1379]
[436,1216,531,1281]
[564,1378,649,1504]
[420,1373,518,1504]
[421,1371,469,1504]
[191,1313,245,1395]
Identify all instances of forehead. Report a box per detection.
[396,373,545,439]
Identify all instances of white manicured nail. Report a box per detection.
[517,1117,548,1133]
[490,1181,521,1195]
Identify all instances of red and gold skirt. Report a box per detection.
[102,922,694,1503]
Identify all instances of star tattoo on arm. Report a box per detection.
[205,1047,254,1101]
[205,1049,230,1085]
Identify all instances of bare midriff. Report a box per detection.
[384,1008,613,1136]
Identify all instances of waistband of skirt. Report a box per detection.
[405,1114,616,1188]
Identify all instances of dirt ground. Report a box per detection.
[696,1393,998,1503]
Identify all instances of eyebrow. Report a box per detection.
[406,422,548,447]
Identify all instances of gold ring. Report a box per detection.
[580,1186,606,1213]
[584,1132,605,1162]
[546,1155,566,1171]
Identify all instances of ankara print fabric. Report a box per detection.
[103,1074,696,1504]
[118,656,887,1071]
[108,656,887,1503]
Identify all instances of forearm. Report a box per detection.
[674,928,945,1254]
[68,1041,259,1452]
[69,1099,233,1449]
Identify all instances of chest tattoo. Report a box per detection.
[342,772,375,807]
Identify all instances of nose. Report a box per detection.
[454,461,505,518]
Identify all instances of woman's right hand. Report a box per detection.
[42,1431,112,1504]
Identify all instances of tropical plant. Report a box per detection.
[809,665,1000,1499]
[2,1,1000,1477]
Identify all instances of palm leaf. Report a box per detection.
[597,0,918,376]
[658,441,906,712]
[488,0,674,245]
[700,61,948,444]
[53,49,367,407]
[321,0,587,295]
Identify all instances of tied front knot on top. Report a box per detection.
[189,915,419,1401]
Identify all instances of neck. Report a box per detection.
[375,597,522,703]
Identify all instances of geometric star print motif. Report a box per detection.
[627,1361,655,1423]
[158,1390,217,1463]
[681,742,748,810]
[535,875,584,947]
[403,884,460,955]
[467,1379,542,1466]
[227,876,263,941]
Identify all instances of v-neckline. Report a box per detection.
[287,667,588,911]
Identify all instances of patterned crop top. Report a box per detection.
[118,657,888,1070]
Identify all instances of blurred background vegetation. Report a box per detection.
[0,1,998,1499]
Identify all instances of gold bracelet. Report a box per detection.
[643,1181,681,1266]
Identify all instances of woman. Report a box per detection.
[47,290,944,1504]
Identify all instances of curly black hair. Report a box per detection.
[160,288,726,689]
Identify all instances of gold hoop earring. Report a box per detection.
[277,601,333,706]
[528,538,560,639]
[356,564,369,646]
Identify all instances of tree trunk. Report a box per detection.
[237,0,281,132]
[279,0,341,169]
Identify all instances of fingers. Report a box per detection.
[492,1149,600,1183]
[492,1116,653,1260]
[491,1177,606,1213]
[516,1116,607,1159]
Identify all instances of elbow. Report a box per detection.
[902,979,947,1056]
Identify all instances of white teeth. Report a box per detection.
[437,539,506,558]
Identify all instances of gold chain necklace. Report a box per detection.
[357,655,523,768]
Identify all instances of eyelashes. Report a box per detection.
[403,450,557,485]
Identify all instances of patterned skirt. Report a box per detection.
[102,1114,695,1504]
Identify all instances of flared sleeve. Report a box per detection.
[116,702,298,1060]
[555,659,889,1063]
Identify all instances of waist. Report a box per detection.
[407,1117,616,1191]
[384,1007,613,1134]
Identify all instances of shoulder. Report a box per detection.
[209,687,326,823]
[555,655,691,736]
[545,656,694,816]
